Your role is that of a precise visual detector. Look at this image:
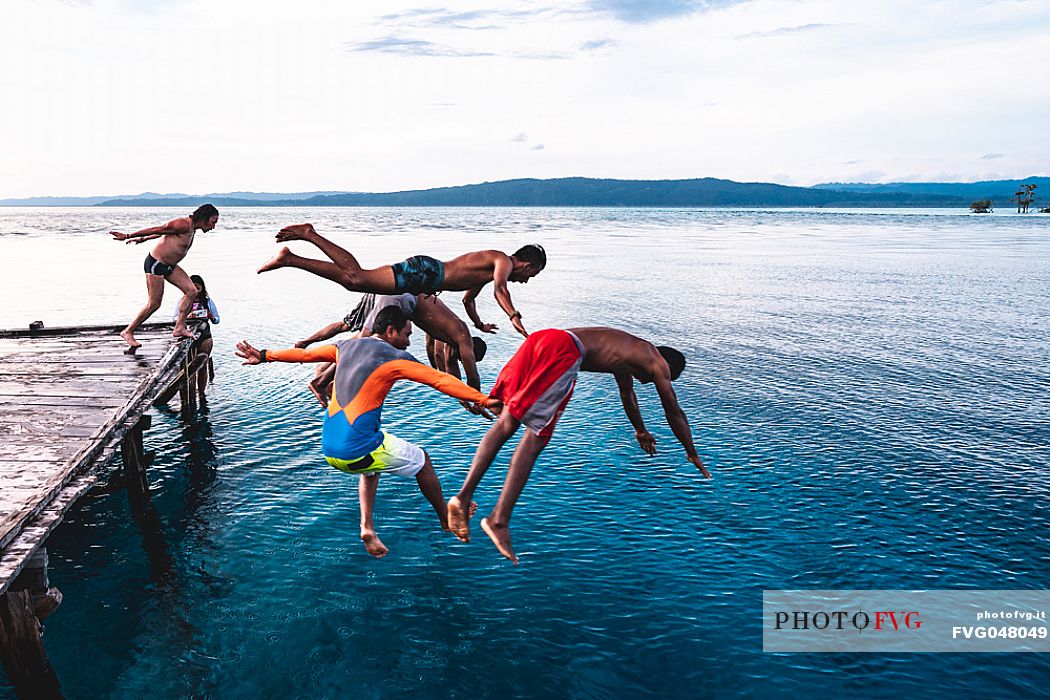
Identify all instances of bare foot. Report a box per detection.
[447,496,472,542]
[120,329,141,349]
[360,530,389,558]
[481,517,519,564]
[276,223,316,243]
[257,246,293,274]
[442,500,478,534]
[172,326,196,340]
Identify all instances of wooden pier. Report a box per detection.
[0,321,207,698]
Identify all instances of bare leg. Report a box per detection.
[358,473,388,557]
[279,225,360,269]
[122,274,165,348]
[167,266,199,339]
[413,454,450,530]
[257,247,398,294]
[448,411,520,542]
[196,337,213,401]
[481,428,550,564]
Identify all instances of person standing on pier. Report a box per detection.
[110,204,220,349]
[174,274,220,400]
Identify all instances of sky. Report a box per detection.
[1,0,1048,196]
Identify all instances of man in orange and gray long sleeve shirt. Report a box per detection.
[236,306,501,558]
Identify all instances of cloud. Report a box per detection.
[344,37,494,57]
[378,7,556,30]
[843,159,863,165]
[980,152,1005,160]
[580,38,616,51]
[512,133,528,142]
[512,50,572,59]
[736,23,839,39]
[586,0,749,24]
[531,144,546,150]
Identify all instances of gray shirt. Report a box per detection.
[344,293,418,333]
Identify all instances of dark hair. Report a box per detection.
[658,346,686,381]
[472,336,487,363]
[191,203,219,224]
[513,244,546,270]
[190,274,209,305]
[372,306,410,335]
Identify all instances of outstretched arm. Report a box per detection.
[295,321,350,349]
[384,359,501,413]
[653,375,710,478]
[615,373,656,455]
[492,255,528,337]
[462,286,498,334]
[110,218,188,244]
[235,340,338,365]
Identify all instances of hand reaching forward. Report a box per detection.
[235,340,264,365]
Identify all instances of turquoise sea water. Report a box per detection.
[1,207,1048,698]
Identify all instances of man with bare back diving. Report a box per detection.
[257,223,544,338]
[297,293,489,413]
[447,327,709,564]
[110,204,219,349]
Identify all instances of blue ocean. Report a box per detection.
[1,207,1048,698]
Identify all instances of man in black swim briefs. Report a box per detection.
[110,204,219,349]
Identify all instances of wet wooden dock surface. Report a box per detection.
[0,322,193,594]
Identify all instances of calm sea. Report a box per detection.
[1,207,1048,698]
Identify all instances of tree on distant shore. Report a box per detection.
[1015,183,1037,213]
[970,199,993,213]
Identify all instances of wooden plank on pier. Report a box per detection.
[0,322,195,595]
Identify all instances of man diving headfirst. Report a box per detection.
[296,292,488,408]
[256,223,545,338]
[236,306,502,558]
[447,327,708,564]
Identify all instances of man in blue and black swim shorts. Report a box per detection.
[258,223,546,338]
[391,255,445,295]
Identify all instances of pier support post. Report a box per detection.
[121,414,154,517]
[0,549,63,698]
[179,349,198,419]
[10,551,62,624]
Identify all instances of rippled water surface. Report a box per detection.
[1,207,1048,698]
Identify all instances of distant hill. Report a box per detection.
[812,177,1050,206]
[0,191,347,206]
[91,178,969,208]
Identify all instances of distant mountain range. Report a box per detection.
[0,191,348,206]
[811,177,1050,204]
[1,177,1046,208]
